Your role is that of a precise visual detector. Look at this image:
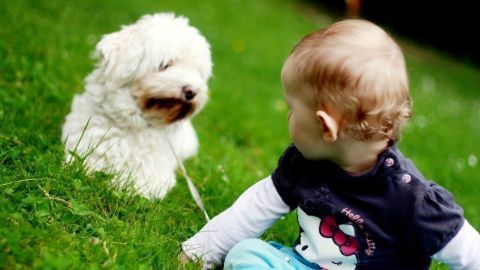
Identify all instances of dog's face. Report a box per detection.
[94,13,212,125]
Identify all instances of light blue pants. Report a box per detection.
[224,239,320,270]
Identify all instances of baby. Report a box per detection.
[182,19,480,269]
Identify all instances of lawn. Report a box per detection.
[1,0,479,269]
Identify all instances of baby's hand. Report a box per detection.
[179,251,212,269]
[178,251,193,269]
[179,251,191,263]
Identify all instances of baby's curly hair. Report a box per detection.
[286,19,411,141]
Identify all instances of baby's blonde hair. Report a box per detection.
[286,19,411,141]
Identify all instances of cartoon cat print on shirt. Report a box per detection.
[295,208,359,270]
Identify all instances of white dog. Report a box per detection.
[62,13,212,199]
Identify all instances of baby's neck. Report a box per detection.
[334,138,390,176]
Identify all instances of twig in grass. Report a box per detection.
[102,241,118,266]
[37,184,73,208]
[103,240,110,256]
[0,134,22,144]
[0,177,57,187]
[87,236,127,246]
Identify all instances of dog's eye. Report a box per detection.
[158,61,173,72]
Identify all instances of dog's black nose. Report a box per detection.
[182,86,196,101]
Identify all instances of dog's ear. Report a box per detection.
[94,28,145,86]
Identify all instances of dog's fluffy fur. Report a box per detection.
[62,13,212,199]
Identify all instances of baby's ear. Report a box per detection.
[316,111,339,143]
[94,28,145,86]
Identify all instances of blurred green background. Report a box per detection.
[1,0,479,269]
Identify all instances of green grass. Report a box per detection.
[1,0,479,269]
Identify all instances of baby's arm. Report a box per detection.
[432,220,480,269]
[181,176,291,268]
